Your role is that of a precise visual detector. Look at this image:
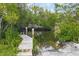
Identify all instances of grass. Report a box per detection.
[0,38,22,56]
[0,26,22,56]
[0,44,17,56]
[32,31,58,55]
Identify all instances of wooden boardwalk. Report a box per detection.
[17,35,32,56]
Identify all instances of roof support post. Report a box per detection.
[26,27,28,35]
[32,28,34,39]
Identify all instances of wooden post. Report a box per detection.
[32,28,34,39]
[26,27,27,35]
[56,41,60,47]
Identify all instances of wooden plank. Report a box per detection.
[17,35,32,56]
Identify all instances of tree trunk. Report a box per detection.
[0,17,2,39]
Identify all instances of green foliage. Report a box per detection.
[0,44,18,56]
[32,38,39,56]
[1,3,79,55]
[0,26,22,55]
[3,4,19,24]
[34,31,56,48]
[57,21,79,42]
[5,26,21,47]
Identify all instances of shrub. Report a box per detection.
[32,38,39,56]
[56,21,79,43]
[5,26,22,47]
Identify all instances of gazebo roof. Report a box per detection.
[27,24,51,31]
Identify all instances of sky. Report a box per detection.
[32,3,55,12]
